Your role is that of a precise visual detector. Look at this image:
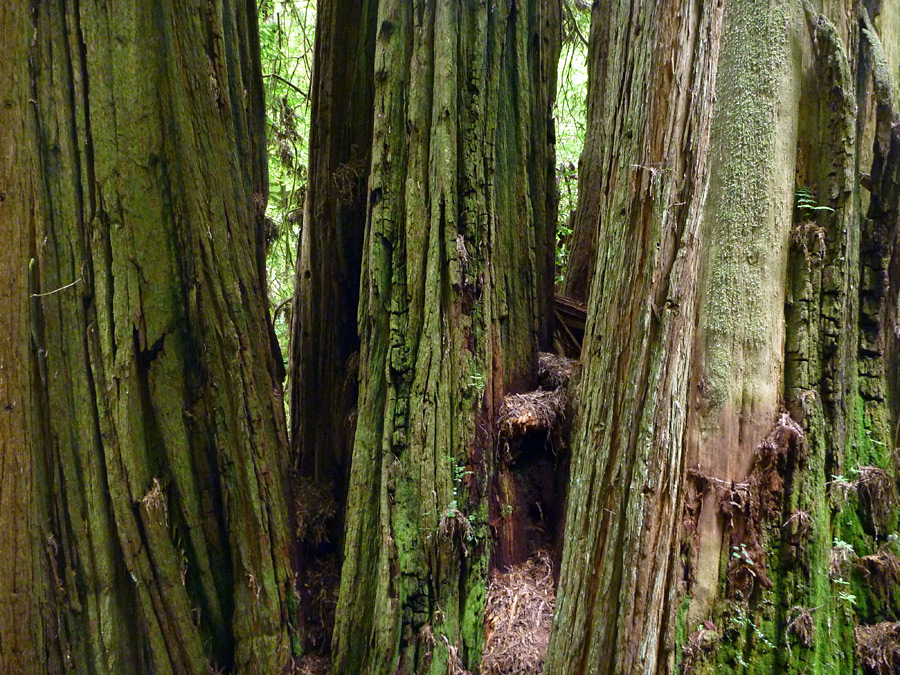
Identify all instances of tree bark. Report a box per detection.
[0,4,57,672]
[559,1,620,306]
[547,1,900,673]
[326,1,560,673]
[286,0,378,655]
[288,0,378,543]
[0,2,295,673]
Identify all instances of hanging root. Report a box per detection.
[482,551,556,675]
[786,606,815,647]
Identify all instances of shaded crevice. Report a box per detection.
[492,352,577,572]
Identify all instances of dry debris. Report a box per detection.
[498,389,567,440]
[856,466,897,536]
[786,606,815,647]
[498,353,575,453]
[680,622,719,674]
[857,549,900,597]
[855,622,900,674]
[439,508,474,554]
[303,553,340,652]
[292,655,330,675]
[783,509,813,539]
[684,413,806,599]
[444,635,471,675]
[717,413,804,599]
[537,352,579,389]
[829,541,858,580]
[552,295,586,358]
[828,465,897,530]
[482,551,556,675]
[294,476,338,545]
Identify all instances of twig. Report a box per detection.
[564,1,589,49]
[31,278,81,297]
[273,296,293,323]
[262,73,308,98]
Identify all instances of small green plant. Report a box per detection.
[837,591,857,606]
[467,362,486,392]
[729,607,775,650]
[447,455,473,488]
[828,473,859,505]
[731,543,753,565]
[442,456,476,541]
[833,538,855,554]
[888,533,900,555]
[796,187,834,214]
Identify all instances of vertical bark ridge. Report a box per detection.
[287,0,378,653]
[774,5,860,671]
[3,2,297,672]
[549,1,900,673]
[547,0,726,672]
[0,3,58,673]
[685,0,800,633]
[289,0,377,501]
[330,1,559,673]
[547,0,805,670]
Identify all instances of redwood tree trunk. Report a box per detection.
[0,4,56,672]
[289,0,377,500]
[324,1,560,673]
[547,1,900,673]
[0,2,295,673]
[286,0,378,654]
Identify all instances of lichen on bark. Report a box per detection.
[547,1,900,674]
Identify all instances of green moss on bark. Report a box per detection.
[329,2,560,673]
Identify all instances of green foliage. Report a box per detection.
[259,0,316,366]
[554,1,590,285]
[795,186,835,214]
[467,360,486,393]
[444,456,476,540]
[731,543,754,565]
[728,607,774,651]
[836,590,857,606]
[556,2,590,169]
[259,1,591,322]
[447,455,475,512]
[833,537,855,554]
